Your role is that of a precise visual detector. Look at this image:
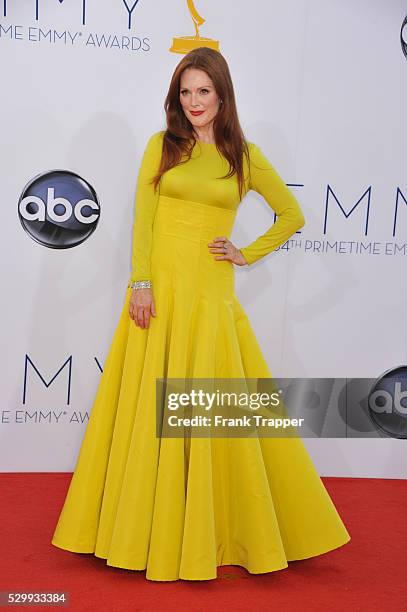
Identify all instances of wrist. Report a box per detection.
[238,249,249,266]
[130,280,152,290]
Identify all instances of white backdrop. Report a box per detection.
[1,0,406,476]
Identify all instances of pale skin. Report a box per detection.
[130,67,248,329]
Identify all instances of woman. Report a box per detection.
[51,47,350,581]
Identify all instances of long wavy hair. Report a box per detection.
[151,47,251,200]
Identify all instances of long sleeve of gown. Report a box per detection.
[129,131,163,283]
[239,143,305,265]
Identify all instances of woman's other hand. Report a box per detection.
[208,236,248,266]
[129,288,156,329]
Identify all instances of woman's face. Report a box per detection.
[179,67,221,133]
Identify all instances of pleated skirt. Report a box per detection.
[51,195,350,581]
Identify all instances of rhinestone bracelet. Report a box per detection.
[130,280,152,290]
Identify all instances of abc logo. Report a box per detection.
[368,365,407,438]
[18,170,100,249]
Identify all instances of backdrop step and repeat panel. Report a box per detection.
[1,0,406,475]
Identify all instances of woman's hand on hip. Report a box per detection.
[129,288,156,329]
[208,236,248,266]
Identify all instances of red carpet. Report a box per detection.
[0,474,405,611]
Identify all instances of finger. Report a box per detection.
[151,301,157,316]
[213,236,227,242]
[132,306,140,325]
[209,246,228,253]
[137,308,146,328]
[135,306,142,326]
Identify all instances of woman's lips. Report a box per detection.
[190,110,205,116]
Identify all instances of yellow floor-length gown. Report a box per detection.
[51,130,350,581]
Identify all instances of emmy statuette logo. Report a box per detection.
[170,0,219,54]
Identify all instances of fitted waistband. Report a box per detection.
[153,195,236,243]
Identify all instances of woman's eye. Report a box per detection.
[180,89,209,95]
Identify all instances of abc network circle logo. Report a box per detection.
[368,365,407,438]
[18,170,100,249]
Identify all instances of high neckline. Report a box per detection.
[196,140,216,145]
